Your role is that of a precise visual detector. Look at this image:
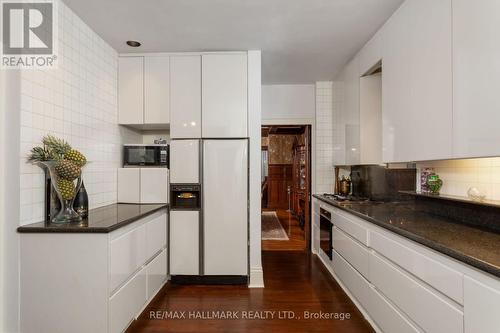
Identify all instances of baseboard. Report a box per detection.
[170,275,248,285]
[248,267,265,288]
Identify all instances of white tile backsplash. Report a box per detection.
[417,157,500,202]
[315,81,334,193]
[18,1,137,225]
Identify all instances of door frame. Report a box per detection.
[261,118,315,251]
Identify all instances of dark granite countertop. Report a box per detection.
[17,203,168,233]
[313,194,500,278]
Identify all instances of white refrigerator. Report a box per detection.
[169,139,248,277]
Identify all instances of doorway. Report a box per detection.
[261,125,312,251]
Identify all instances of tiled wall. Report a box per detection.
[18,2,136,225]
[416,158,500,202]
[315,81,334,193]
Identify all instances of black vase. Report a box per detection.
[73,181,89,218]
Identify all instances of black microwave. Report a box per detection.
[123,144,169,167]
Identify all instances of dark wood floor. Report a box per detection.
[262,209,306,251]
[127,251,375,333]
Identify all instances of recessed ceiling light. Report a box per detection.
[126,40,141,47]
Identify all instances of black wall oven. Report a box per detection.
[123,144,169,167]
[320,207,333,260]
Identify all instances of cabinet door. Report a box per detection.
[117,168,140,203]
[464,275,500,333]
[382,0,452,162]
[358,29,383,76]
[202,54,247,138]
[344,57,360,165]
[170,55,201,138]
[140,168,169,204]
[146,249,167,300]
[381,1,412,162]
[359,73,382,164]
[453,0,500,158]
[169,211,199,275]
[169,140,199,183]
[203,140,248,275]
[144,56,170,124]
[118,57,144,125]
[407,0,452,161]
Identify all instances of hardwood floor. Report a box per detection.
[127,251,375,333]
[262,209,306,251]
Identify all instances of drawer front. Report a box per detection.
[333,250,421,333]
[332,209,368,245]
[147,249,167,300]
[366,284,421,333]
[333,226,370,278]
[370,253,463,333]
[370,230,463,304]
[146,213,167,260]
[109,268,147,333]
[110,224,147,293]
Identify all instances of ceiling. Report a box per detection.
[63,0,403,84]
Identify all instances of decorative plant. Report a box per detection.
[28,135,88,223]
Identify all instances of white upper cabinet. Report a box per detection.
[452,0,500,158]
[119,56,170,126]
[118,57,144,125]
[202,53,248,138]
[382,0,452,162]
[344,56,361,165]
[170,55,202,138]
[144,56,170,124]
[359,73,382,165]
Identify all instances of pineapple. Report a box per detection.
[64,149,87,167]
[57,179,76,200]
[55,160,81,181]
[42,135,71,159]
[27,146,55,162]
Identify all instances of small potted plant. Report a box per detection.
[28,135,87,223]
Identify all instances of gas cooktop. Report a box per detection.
[322,193,370,202]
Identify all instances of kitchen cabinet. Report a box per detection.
[118,57,144,125]
[20,210,168,333]
[343,57,360,165]
[203,140,248,275]
[170,55,202,138]
[117,168,169,204]
[140,168,169,203]
[382,0,453,162]
[144,56,170,124]
[169,139,199,184]
[202,53,248,138]
[464,275,500,333]
[452,0,500,158]
[169,210,199,275]
[117,168,140,204]
[359,73,382,165]
[333,56,382,165]
[118,56,170,126]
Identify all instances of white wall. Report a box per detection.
[262,84,315,121]
[417,157,500,201]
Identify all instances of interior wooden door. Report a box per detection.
[267,164,292,209]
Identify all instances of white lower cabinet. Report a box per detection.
[109,268,147,333]
[20,210,168,333]
[169,210,199,275]
[314,198,500,333]
[333,226,369,278]
[118,168,169,204]
[370,253,463,333]
[464,275,500,333]
[147,249,168,299]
